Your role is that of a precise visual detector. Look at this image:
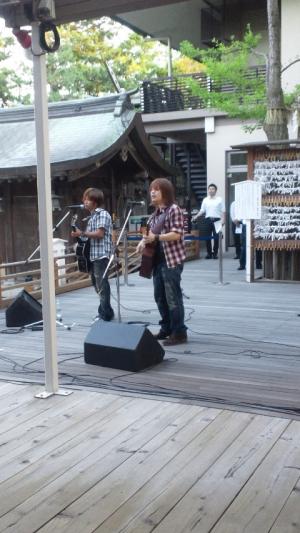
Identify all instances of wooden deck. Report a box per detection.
[0,253,299,419]
[0,381,300,532]
[0,253,300,532]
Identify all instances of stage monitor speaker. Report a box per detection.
[84,322,165,372]
[5,289,43,328]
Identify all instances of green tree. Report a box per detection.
[45,18,166,101]
[0,34,31,106]
[181,0,299,141]
[180,27,267,124]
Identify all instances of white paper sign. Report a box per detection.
[234,181,262,220]
[214,220,222,234]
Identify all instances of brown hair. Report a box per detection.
[150,178,175,206]
[83,187,104,207]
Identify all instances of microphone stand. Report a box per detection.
[25,209,71,262]
[20,208,74,331]
[102,207,132,323]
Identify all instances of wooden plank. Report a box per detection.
[0,382,25,398]
[145,416,290,533]
[93,410,253,533]
[0,397,183,527]
[0,394,131,487]
[270,478,300,533]
[0,384,42,416]
[210,420,300,533]
[37,409,249,533]
[0,391,115,465]
[0,389,76,435]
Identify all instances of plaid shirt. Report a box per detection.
[150,204,186,268]
[86,208,113,261]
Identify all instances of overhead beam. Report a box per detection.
[0,0,186,26]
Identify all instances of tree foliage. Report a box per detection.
[0,34,31,106]
[180,27,267,123]
[1,16,203,106]
[45,19,168,101]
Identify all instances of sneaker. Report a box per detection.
[205,254,212,259]
[153,330,169,340]
[163,333,188,346]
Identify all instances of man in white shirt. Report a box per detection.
[192,183,225,259]
[230,200,242,260]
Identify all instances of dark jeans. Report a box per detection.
[240,226,263,270]
[206,217,220,257]
[232,222,241,258]
[240,224,246,268]
[91,258,114,320]
[153,261,187,337]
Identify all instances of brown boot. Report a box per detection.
[163,333,187,346]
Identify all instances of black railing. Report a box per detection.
[141,66,266,114]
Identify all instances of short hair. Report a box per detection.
[208,183,217,190]
[83,188,104,207]
[150,178,175,206]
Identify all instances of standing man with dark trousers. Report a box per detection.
[192,183,225,259]
[71,187,114,321]
[230,200,242,260]
[137,178,187,346]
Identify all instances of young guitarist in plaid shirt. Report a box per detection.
[71,187,114,321]
[137,178,187,346]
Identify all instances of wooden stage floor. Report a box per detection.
[0,382,299,532]
[0,254,300,532]
[0,254,299,419]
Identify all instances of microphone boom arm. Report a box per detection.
[25,210,71,263]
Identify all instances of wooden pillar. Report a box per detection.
[3,181,14,263]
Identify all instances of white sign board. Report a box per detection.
[234,180,262,220]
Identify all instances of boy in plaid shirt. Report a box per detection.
[71,188,114,321]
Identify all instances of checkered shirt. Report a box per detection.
[86,208,113,261]
[150,204,186,268]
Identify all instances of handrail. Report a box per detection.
[140,66,266,114]
[0,233,199,308]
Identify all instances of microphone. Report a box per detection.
[127,200,145,206]
[67,204,85,209]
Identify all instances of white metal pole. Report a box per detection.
[31,23,60,397]
[246,219,252,283]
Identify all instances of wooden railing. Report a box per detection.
[0,233,199,308]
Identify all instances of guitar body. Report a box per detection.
[71,215,91,273]
[139,242,156,279]
[75,238,91,273]
[139,209,170,279]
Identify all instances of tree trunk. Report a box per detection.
[263,0,288,141]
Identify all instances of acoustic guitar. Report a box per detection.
[139,209,169,279]
[139,237,156,279]
[71,215,92,273]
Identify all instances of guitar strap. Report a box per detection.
[149,207,170,235]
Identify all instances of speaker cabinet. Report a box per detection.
[84,322,165,372]
[6,289,43,328]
